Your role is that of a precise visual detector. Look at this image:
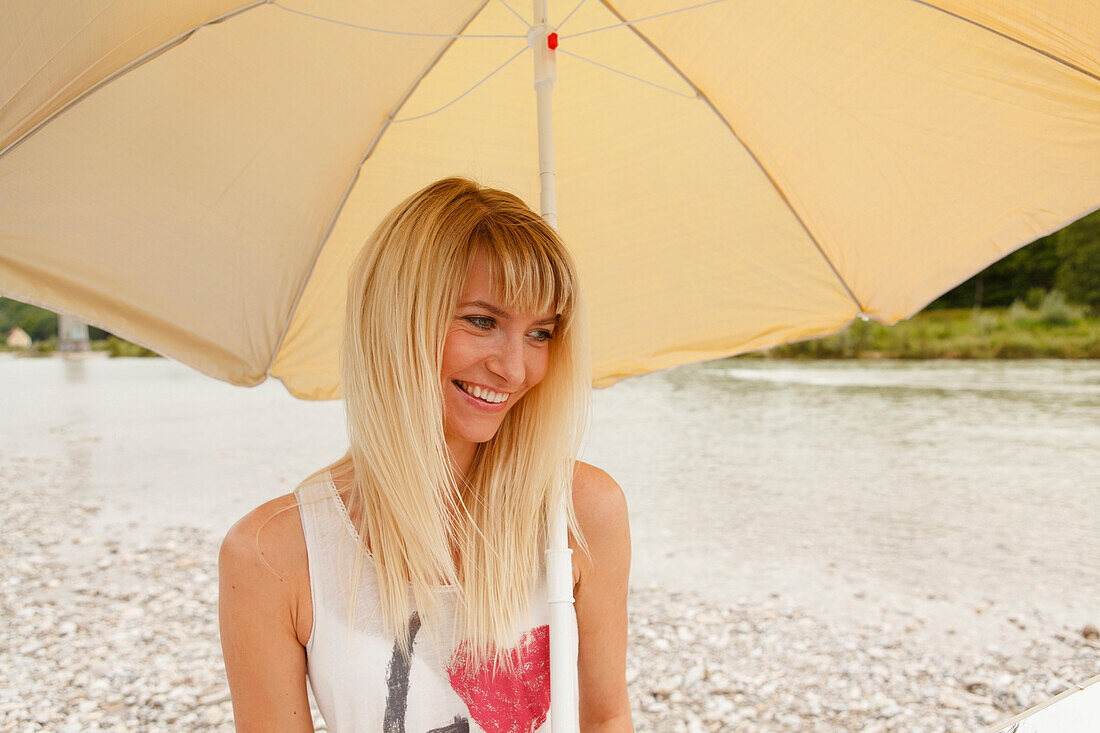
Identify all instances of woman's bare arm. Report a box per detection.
[572,463,634,732]
[219,495,314,732]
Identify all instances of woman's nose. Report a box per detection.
[488,334,525,386]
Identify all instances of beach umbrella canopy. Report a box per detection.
[2,1,1098,400]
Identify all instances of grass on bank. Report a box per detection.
[753,291,1100,359]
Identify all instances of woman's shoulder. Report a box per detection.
[220,492,309,582]
[569,461,629,549]
[219,492,312,645]
[222,488,310,550]
[568,461,630,590]
[571,460,625,509]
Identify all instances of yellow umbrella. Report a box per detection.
[2,1,1099,729]
[2,0,1097,399]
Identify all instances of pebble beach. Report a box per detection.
[3,447,1098,732]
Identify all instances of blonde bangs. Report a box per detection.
[468,217,576,330]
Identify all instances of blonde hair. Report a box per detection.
[295,177,592,675]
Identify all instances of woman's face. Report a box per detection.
[441,247,558,448]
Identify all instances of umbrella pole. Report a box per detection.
[528,4,577,732]
[530,3,558,231]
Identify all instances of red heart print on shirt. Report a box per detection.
[445,624,551,733]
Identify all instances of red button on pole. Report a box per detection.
[548,32,558,50]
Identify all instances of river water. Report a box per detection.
[2,355,1097,650]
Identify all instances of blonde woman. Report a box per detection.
[218,177,632,732]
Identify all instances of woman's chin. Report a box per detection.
[454,424,501,445]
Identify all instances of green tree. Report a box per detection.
[1054,210,1100,310]
[0,298,57,340]
[929,209,1100,310]
[0,297,110,340]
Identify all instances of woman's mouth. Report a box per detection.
[452,380,510,412]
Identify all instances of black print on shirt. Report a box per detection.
[383,610,470,733]
[428,716,470,732]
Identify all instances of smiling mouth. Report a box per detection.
[452,380,510,405]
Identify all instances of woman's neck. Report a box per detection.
[444,433,477,482]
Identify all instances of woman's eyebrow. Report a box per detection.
[459,300,558,326]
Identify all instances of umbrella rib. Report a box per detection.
[560,0,732,39]
[271,1,526,39]
[556,48,698,99]
[393,45,530,123]
[0,0,269,162]
[555,0,588,34]
[596,0,868,316]
[908,0,1100,84]
[493,0,532,29]
[264,1,497,381]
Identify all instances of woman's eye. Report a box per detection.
[464,315,494,330]
[463,316,552,342]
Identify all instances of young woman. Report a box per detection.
[218,178,633,732]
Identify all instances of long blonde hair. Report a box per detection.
[299,177,591,674]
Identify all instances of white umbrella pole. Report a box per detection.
[529,1,558,231]
[528,4,577,732]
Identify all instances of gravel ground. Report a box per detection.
[2,450,1097,732]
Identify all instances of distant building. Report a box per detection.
[6,326,31,348]
[58,314,89,352]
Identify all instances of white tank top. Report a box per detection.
[294,469,553,733]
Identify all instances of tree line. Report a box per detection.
[928,208,1099,312]
[0,299,113,342]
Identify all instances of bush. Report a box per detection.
[970,310,999,336]
[30,336,58,356]
[1037,289,1084,326]
[104,336,158,357]
[1024,287,1046,310]
[1008,300,1034,323]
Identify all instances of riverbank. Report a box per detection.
[739,306,1100,359]
[3,448,1098,732]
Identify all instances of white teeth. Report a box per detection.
[458,381,507,404]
